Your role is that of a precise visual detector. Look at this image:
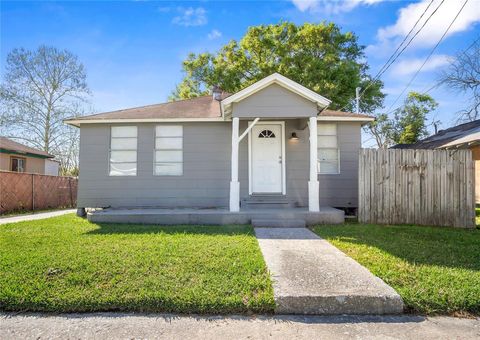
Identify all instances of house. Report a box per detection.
[392,119,480,203]
[65,73,373,225]
[0,137,59,175]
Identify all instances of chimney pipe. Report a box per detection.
[212,85,222,101]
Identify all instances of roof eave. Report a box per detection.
[64,117,227,127]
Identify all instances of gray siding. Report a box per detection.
[319,122,362,208]
[232,84,317,118]
[78,123,232,208]
[77,121,361,209]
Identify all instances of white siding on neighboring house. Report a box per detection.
[44,159,59,176]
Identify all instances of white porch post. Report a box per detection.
[308,116,320,212]
[229,117,240,212]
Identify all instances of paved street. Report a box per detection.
[1,313,479,339]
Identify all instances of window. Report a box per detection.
[11,157,26,172]
[258,130,276,138]
[154,125,183,176]
[109,126,137,176]
[317,123,339,174]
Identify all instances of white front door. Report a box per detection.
[250,123,284,194]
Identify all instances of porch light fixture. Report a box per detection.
[290,132,299,140]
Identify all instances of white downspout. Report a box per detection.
[308,116,320,212]
[229,117,240,212]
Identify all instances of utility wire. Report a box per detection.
[373,0,445,82]
[385,0,470,114]
[373,0,438,82]
[339,0,443,112]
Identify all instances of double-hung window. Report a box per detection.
[109,126,137,176]
[154,125,183,176]
[317,123,340,174]
[11,157,26,172]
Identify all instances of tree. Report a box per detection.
[391,92,438,144]
[365,113,394,148]
[364,92,437,148]
[0,46,89,174]
[170,22,384,112]
[440,37,480,122]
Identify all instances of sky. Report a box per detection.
[1,0,480,146]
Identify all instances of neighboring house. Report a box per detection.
[392,119,480,203]
[66,73,373,220]
[0,137,59,175]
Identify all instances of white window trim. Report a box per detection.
[109,126,138,177]
[154,125,183,176]
[317,148,341,175]
[317,123,340,175]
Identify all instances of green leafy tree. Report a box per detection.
[364,92,438,148]
[170,22,384,112]
[391,92,438,144]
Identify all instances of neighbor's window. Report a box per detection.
[317,123,339,174]
[154,125,183,176]
[109,126,137,176]
[11,157,26,172]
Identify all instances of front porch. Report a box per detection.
[87,207,344,226]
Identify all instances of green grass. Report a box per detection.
[476,207,480,227]
[313,224,480,316]
[0,214,274,314]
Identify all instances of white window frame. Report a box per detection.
[154,125,183,176]
[109,126,138,176]
[317,123,340,174]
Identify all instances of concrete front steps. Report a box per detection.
[241,195,293,210]
[255,228,404,315]
[252,219,306,228]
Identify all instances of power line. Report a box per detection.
[372,0,437,81]
[373,0,446,82]
[340,0,444,112]
[385,0,470,114]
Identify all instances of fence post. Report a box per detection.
[31,174,35,212]
[68,177,73,208]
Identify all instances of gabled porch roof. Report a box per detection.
[220,73,331,117]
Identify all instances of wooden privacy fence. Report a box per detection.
[359,149,475,228]
[0,171,78,215]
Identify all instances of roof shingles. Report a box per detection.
[0,137,53,158]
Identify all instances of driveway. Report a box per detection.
[1,313,479,339]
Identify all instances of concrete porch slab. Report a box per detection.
[255,227,404,315]
[87,207,344,226]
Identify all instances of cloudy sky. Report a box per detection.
[1,0,479,144]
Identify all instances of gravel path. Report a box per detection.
[1,313,479,339]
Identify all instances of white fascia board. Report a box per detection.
[221,73,332,109]
[64,117,226,127]
[317,116,375,122]
[439,131,480,149]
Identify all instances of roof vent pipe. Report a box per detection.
[212,85,222,101]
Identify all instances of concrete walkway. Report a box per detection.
[0,209,76,225]
[255,227,404,315]
[1,313,479,339]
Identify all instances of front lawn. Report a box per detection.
[313,224,480,316]
[0,214,274,313]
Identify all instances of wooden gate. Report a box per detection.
[359,149,475,228]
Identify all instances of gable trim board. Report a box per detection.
[221,73,331,116]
